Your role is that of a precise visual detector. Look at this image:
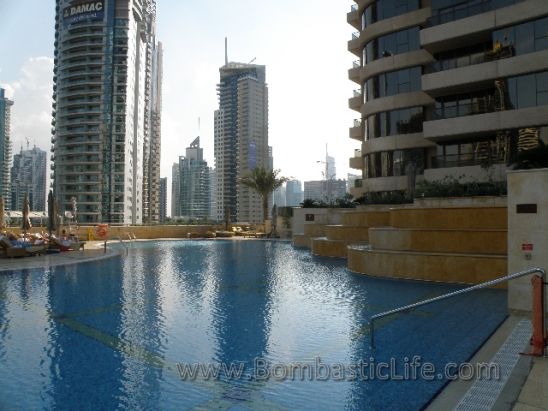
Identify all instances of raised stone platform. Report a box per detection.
[368,227,507,255]
[347,247,507,287]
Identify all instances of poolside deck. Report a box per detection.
[0,242,119,272]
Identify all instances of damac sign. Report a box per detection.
[63,1,104,27]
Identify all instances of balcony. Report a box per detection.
[349,119,363,141]
[348,31,362,57]
[350,151,363,170]
[426,0,524,27]
[430,152,506,169]
[347,4,360,30]
[349,89,362,111]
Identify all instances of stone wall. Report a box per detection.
[507,168,548,314]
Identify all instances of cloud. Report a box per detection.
[1,56,54,152]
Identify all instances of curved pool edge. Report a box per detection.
[0,247,122,273]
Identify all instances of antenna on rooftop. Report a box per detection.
[225,37,228,65]
[248,57,256,64]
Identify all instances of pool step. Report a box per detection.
[368,227,507,255]
[340,210,390,227]
[389,207,507,230]
[325,225,370,242]
[311,237,367,258]
[347,247,508,287]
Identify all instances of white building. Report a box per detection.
[52,0,160,224]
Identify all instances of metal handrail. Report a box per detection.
[370,267,546,349]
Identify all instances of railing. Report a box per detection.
[432,98,496,120]
[353,119,362,128]
[427,45,514,73]
[352,60,361,69]
[352,31,360,41]
[353,89,362,98]
[427,0,524,27]
[370,267,546,349]
[430,153,506,169]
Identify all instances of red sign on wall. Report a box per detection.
[522,243,534,251]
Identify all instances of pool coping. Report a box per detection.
[426,315,533,411]
[0,243,121,273]
[0,238,292,272]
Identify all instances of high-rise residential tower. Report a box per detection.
[171,162,180,218]
[159,176,166,222]
[214,57,269,224]
[143,40,163,224]
[0,88,13,206]
[347,0,548,197]
[11,145,47,212]
[177,137,210,219]
[52,0,160,224]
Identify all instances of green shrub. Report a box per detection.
[355,190,411,205]
[414,176,507,198]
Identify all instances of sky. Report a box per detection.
[0,0,357,202]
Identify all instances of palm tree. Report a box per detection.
[240,167,289,225]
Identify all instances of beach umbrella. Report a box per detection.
[0,196,5,230]
[47,190,57,235]
[22,193,32,234]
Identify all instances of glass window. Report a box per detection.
[393,150,404,176]
[535,18,548,50]
[517,74,536,108]
[515,23,535,55]
[363,26,420,63]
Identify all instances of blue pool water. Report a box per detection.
[0,240,507,410]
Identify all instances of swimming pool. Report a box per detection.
[0,240,507,410]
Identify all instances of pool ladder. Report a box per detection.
[369,267,546,351]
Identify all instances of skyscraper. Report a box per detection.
[143,40,163,224]
[52,0,160,224]
[285,179,303,207]
[0,88,13,206]
[159,176,167,223]
[178,137,210,219]
[326,155,336,180]
[208,167,217,220]
[214,56,269,224]
[11,145,47,212]
[171,162,180,218]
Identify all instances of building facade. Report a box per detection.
[52,0,160,224]
[304,179,347,202]
[177,137,210,219]
[347,0,548,197]
[285,179,304,206]
[11,146,47,212]
[214,62,269,224]
[159,176,166,222]
[171,162,180,218]
[0,88,13,206]
[143,40,163,224]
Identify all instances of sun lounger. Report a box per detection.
[49,237,86,251]
[0,237,46,258]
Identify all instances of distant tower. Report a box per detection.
[0,88,13,206]
[179,137,210,219]
[214,56,269,223]
[171,162,180,218]
[11,146,47,211]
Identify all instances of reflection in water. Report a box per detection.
[0,241,508,410]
